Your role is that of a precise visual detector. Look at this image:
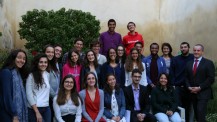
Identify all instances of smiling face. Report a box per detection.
[131,49,139,60]
[71,52,79,63]
[117,46,124,57]
[107,75,116,89]
[159,74,168,87]
[162,46,170,55]
[127,23,136,32]
[86,73,96,87]
[132,72,141,85]
[193,45,203,59]
[92,44,100,55]
[64,77,74,91]
[15,52,26,69]
[87,51,95,62]
[180,44,190,56]
[108,21,116,32]
[45,47,54,60]
[54,46,62,59]
[74,40,83,52]
[150,44,159,55]
[109,49,117,61]
[38,57,48,71]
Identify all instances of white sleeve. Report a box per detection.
[26,74,36,106]
[75,99,82,122]
[53,96,65,122]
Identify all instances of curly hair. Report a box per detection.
[103,73,120,95]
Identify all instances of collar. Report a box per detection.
[132,84,140,90]
[195,56,202,62]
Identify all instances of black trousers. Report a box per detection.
[130,110,157,122]
[62,114,75,122]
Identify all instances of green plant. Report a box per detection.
[0,49,10,68]
[18,8,100,53]
[0,32,2,36]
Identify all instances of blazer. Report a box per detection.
[185,57,215,99]
[123,84,150,114]
[104,88,126,119]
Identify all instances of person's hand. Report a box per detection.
[116,116,121,122]
[166,110,173,116]
[13,116,19,122]
[137,113,145,121]
[190,87,201,94]
[112,116,120,122]
[151,83,155,88]
[35,112,42,122]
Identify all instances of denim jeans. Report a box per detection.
[28,107,51,122]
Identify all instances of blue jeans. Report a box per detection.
[28,107,51,122]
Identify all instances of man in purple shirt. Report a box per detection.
[99,19,122,56]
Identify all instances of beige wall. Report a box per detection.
[0,0,217,60]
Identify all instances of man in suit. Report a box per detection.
[124,69,157,122]
[185,44,215,122]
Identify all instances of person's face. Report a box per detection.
[87,74,96,87]
[108,22,116,32]
[135,43,143,54]
[71,52,79,63]
[54,46,62,59]
[193,46,203,59]
[109,49,116,61]
[131,50,139,60]
[117,46,124,57]
[64,77,74,91]
[38,57,48,71]
[132,73,141,85]
[162,46,170,55]
[150,44,159,55]
[15,52,26,69]
[180,44,189,55]
[127,23,135,32]
[107,75,116,89]
[159,74,168,87]
[92,44,100,54]
[87,51,95,62]
[74,41,83,52]
[45,47,54,60]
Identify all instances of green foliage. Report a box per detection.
[18,8,100,53]
[0,49,9,68]
[0,32,2,36]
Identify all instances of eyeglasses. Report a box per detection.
[64,81,74,85]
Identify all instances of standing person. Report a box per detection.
[185,44,215,122]
[134,41,145,59]
[104,74,126,122]
[80,50,102,89]
[0,49,28,122]
[125,48,147,87]
[53,74,82,122]
[54,44,63,73]
[151,73,181,122]
[90,40,107,65]
[124,69,157,122]
[116,45,126,68]
[62,38,85,65]
[123,22,144,55]
[161,43,174,74]
[170,42,194,122]
[142,43,166,88]
[26,54,51,122]
[62,49,82,92]
[101,48,125,88]
[79,72,106,122]
[99,19,122,56]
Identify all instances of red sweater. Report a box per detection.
[122,32,144,55]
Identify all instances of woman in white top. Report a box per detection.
[26,54,51,122]
[125,48,148,86]
[53,74,82,122]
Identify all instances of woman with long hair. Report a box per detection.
[53,74,82,122]
[116,45,126,68]
[26,54,51,122]
[161,43,174,74]
[104,74,126,122]
[101,48,125,88]
[0,49,29,122]
[62,49,82,92]
[81,50,102,89]
[151,73,181,122]
[79,72,105,122]
[125,48,148,87]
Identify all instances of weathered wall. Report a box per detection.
[0,0,217,60]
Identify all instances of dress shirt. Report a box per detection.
[132,85,141,111]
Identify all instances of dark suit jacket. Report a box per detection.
[185,57,215,99]
[124,84,150,114]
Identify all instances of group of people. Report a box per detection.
[0,19,215,122]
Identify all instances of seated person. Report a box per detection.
[124,69,157,122]
[104,73,126,122]
[53,74,82,122]
[151,73,181,122]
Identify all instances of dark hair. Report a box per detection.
[1,49,29,79]
[74,38,84,44]
[56,74,81,106]
[67,48,81,66]
[150,43,159,49]
[108,19,116,26]
[134,41,144,47]
[125,48,144,72]
[90,39,101,49]
[161,43,173,58]
[180,42,190,48]
[54,44,62,48]
[43,45,58,72]
[106,48,118,64]
[83,50,98,68]
[116,45,126,65]
[194,44,204,51]
[127,22,136,29]
[157,73,170,87]
[30,53,48,89]
[82,72,98,89]
[104,73,120,95]
[131,68,142,76]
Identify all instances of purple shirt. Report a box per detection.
[99,31,122,56]
[132,85,141,111]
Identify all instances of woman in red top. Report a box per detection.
[79,72,105,122]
